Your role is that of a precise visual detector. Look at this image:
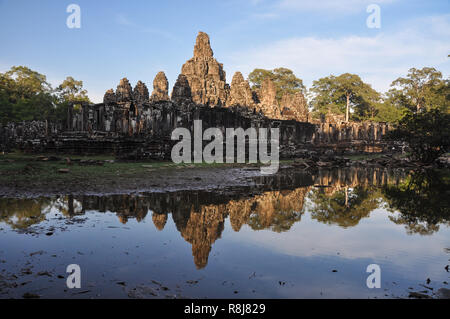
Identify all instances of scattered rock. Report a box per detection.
[408,291,431,299]
[437,288,450,299]
[37,271,52,277]
[22,292,40,299]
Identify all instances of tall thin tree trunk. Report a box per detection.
[345,187,349,208]
[346,94,350,122]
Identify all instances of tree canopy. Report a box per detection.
[0,66,54,124]
[390,67,448,113]
[248,67,305,102]
[0,66,90,125]
[56,76,90,104]
[310,73,380,122]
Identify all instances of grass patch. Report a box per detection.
[0,151,291,184]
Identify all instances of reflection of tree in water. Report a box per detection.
[0,198,51,229]
[308,186,381,228]
[50,195,83,217]
[3,167,434,269]
[382,169,450,235]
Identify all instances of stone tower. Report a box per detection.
[179,31,229,107]
[151,71,170,102]
[227,71,255,107]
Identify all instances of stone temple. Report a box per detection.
[0,32,391,158]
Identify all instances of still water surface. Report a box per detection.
[0,168,449,298]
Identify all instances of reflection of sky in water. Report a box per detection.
[224,208,449,298]
[0,170,449,298]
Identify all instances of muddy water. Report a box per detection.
[0,168,449,299]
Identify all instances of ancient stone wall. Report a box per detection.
[0,31,392,157]
[0,121,62,152]
[311,120,392,153]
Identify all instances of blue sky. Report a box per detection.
[0,0,449,103]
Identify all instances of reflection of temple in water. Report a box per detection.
[0,167,408,268]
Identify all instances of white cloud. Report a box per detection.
[225,14,450,93]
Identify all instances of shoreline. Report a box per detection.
[1,151,448,198]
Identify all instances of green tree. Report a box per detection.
[5,66,52,99]
[53,76,91,123]
[310,73,380,122]
[428,79,450,113]
[248,68,273,89]
[0,67,91,124]
[370,89,410,123]
[0,72,15,123]
[0,66,55,124]
[248,67,305,102]
[371,101,405,123]
[390,67,447,113]
[387,108,450,163]
[56,76,90,103]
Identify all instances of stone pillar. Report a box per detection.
[67,103,73,131]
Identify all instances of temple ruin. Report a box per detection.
[0,31,392,158]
